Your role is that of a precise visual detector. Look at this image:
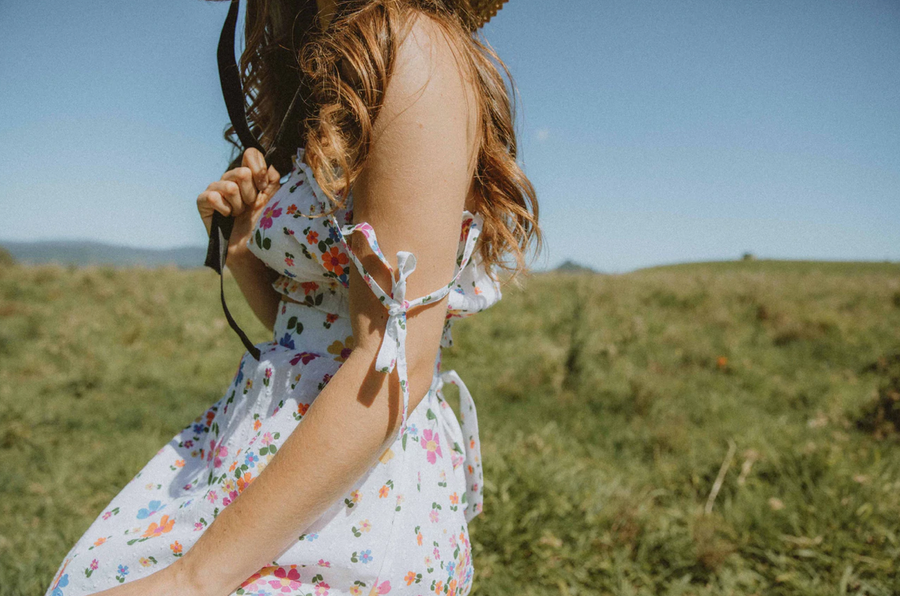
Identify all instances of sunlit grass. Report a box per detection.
[2,260,899,595]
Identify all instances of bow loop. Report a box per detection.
[373,250,417,374]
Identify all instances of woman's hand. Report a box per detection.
[196,147,283,259]
[88,560,204,596]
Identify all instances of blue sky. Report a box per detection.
[1,0,897,272]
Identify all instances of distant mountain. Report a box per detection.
[0,240,208,268]
[553,259,596,274]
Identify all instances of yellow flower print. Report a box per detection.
[378,447,394,464]
[327,336,356,362]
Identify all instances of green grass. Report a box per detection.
[2,260,900,595]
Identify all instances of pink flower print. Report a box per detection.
[206,490,218,504]
[371,579,391,594]
[420,429,443,464]
[265,367,273,379]
[261,432,273,446]
[102,511,112,520]
[89,559,98,571]
[314,581,331,596]
[268,566,302,593]
[451,451,463,470]
[207,440,228,468]
[317,559,331,567]
[259,201,282,230]
[429,508,440,523]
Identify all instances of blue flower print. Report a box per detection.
[446,561,455,576]
[51,573,69,596]
[278,333,296,349]
[245,452,259,468]
[192,423,205,434]
[136,500,166,519]
[407,423,419,438]
[117,565,129,576]
[234,364,245,388]
[328,223,342,244]
[360,549,373,564]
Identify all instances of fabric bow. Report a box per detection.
[374,250,417,375]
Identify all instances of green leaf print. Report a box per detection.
[255,229,262,248]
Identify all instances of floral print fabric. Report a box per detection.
[45,147,501,596]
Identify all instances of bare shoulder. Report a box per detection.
[369,11,480,173]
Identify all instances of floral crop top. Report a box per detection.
[246,146,503,353]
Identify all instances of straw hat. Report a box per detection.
[455,0,510,29]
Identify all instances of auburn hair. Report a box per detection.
[216,0,541,280]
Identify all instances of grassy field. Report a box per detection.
[1,259,899,596]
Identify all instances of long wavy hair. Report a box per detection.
[215,0,541,279]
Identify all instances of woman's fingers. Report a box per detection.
[206,180,244,216]
[197,188,231,217]
[242,148,269,194]
[221,166,258,208]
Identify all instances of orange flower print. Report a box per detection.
[434,580,444,594]
[287,204,297,215]
[141,514,175,538]
[93,537,107,547]
[448,578,458,594]
[404,571,417,586]
[298,402,309,416]
[301,281,320,295]
[449,492,459,505]
[322,247,349,276]
[229,460,238,472]
[417,531,423,546]
[237,472,255,494]
[326,313,339,324]
[379,484,390,498]
[170,540,183,555]
[254,419,262,431]
[306,231,319,245]
[174,458,185,468]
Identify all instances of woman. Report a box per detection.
[45,1,539,595]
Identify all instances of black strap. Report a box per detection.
[204,0,320,361]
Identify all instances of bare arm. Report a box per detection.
[224,243,282,333]
[172,14,479,596]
